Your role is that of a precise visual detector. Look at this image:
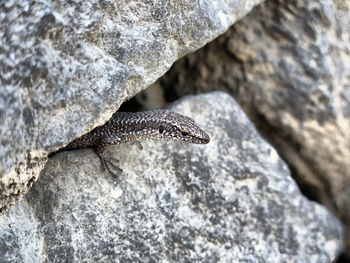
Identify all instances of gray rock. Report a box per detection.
[0,0,264,216]
[159,0,350,255]
[0,92,344,262]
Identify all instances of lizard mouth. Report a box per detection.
[187,130,210,144]
[196,132,210,144]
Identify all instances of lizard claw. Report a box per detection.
[94,146,122,177]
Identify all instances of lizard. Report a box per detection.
[54,110,210,175]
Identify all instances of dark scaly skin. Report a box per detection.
[60,110,210,175]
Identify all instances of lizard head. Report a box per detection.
[146,111,210,144]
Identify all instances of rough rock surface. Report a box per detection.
[159,0,350,254]
[0,0,263,216]
[0,92,344,262]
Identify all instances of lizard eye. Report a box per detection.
[159,126,164,134]
[181,131,189,136]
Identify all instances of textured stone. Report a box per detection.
[0,0,263,216]
[159,0,350,255]
[0,92,344,262]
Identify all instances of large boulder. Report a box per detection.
[0,92,344,262]
[0,0,263,216]
[160,0,350,255]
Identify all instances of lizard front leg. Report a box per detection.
[94,137,124,176]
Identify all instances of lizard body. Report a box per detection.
[59,110,210,174]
